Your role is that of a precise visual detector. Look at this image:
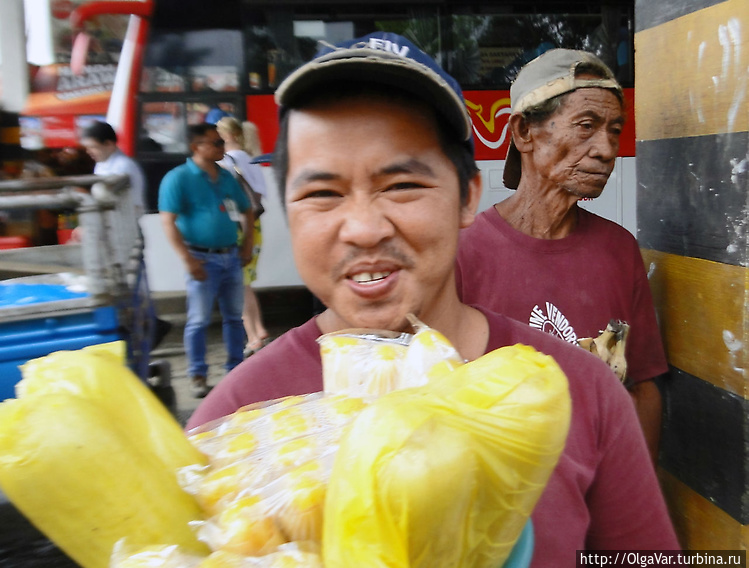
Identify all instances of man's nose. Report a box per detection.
[591,129,620,161]
[338,195,395,248]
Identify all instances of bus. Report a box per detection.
[15,0,636,292]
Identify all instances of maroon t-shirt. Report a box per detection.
[455,207,668,384]
[187,308,679,565]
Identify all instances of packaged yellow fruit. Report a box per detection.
[319,316,465,396]
[110,541,205,568]
[323,344,571,568]
[196,494,287,555]
[0,393,209,568]
[402,314,464,383]
[319,330,409,395]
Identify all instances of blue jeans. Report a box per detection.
[184,248,244,377]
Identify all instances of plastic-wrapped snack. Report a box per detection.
[319,315,465,396]
[195,494,288,556]
[110,541,205,568]
[187,393,366,466]
[319,330,410,396]
[402,314,465,382]
[195,453,333,554]
[323,344,571,568]
[197,543,323,567]
[181,431,340,517]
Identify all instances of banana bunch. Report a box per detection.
[577,319,630,382]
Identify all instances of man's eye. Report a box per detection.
[387,182,425,191]
[303,189,339,198]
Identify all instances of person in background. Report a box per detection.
[80,121,146,217]
[216,117,271,357]
[187,32,678,564]
[455,49,666,463]
[158,123,254,398]
[80,120,172,348]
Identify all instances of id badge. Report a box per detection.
[223,198,241,222]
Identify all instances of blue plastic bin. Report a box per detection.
[0,283,123,400]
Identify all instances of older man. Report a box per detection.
[159,123,254,397]
[456,49,667,463]
[187,33,677,565]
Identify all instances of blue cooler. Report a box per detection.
[0,281,122,400]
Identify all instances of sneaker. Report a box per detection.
[190,376,211,398]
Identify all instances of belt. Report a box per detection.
[188,244,236,254]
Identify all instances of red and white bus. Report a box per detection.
[15,0,637,290]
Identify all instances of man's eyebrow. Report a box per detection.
[574,109,626,126]
[378,158,436,177]
[288,169,340,191]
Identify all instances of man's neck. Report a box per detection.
[496,186,579,239]
[192,156,219,179]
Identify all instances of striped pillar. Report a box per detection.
[635,0,748,549]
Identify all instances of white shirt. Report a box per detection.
[94,149,147,216]
[220,149,268,198]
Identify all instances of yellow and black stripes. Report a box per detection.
[635,0,748,548]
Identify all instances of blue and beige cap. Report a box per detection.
[275,32,473,148]
[504,49,623,189]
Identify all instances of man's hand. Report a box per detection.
[185,254,207,281]
[239,241,254,267]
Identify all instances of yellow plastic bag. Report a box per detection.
[0,393,209,568]
[17,341,206,472]
[0,341,210,568]
[323,344,571,568]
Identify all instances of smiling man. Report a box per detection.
[187,33,677,564]
[455,50,668,463]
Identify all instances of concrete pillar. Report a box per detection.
[635,0,748,550]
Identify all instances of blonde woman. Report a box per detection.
[216,117,270,357]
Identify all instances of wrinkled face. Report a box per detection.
[529,87,624,199]
[284,97,478,333]
[81,137,116,163]
[191,130,225,161]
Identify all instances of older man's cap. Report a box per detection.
[503,49,622,189]
[275,32,473,151]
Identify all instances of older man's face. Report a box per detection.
[529,87,624,199]
[284,97,478,334]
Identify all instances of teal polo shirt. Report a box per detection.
[158,158,251,248]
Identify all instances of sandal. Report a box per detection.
[243,339,266,358]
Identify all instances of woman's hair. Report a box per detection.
[216,117,262,157]
[242,121,262,157]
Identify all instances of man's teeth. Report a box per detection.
[351,271,391,284]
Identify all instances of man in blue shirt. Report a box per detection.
[159,123,254,397]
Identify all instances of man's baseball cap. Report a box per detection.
[275,32,473,150]
[503,49,622,189]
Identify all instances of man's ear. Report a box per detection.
[459,170,483,229]
[508,113,533,153]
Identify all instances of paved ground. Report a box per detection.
[149,287,316,427]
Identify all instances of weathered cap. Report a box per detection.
[275,32,473,148]
[503,49,622,189]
